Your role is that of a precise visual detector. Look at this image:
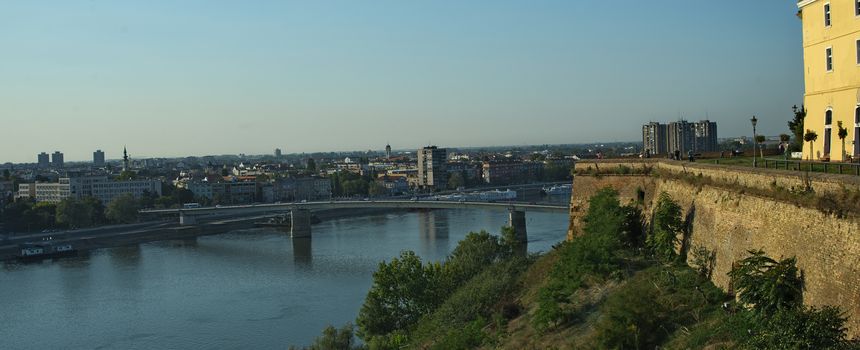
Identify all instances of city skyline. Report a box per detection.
[1,1,803,163]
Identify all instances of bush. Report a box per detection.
[444,231,503,287]
[728,250,802,316]
[412,260,525,345]
[533,187,642,330]
[429,318,486,350]
[289,323,363,350]
[647,192,683,262]
[594,266,725,349]
[356,251,446,339]
[747,306,852,349]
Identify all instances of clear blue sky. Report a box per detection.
[0,1,804,163]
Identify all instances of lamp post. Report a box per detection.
[751,116,758,168]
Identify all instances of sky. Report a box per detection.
[0,1,804,163]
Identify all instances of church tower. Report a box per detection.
[385,143,392,160]
[122,146,130,172]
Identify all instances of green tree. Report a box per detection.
[138,191,157,209]
[31,202,58,230]
[747,306,852,349]
[82,196,106,225]
[368,181,386,197]
[290,323,363,350]
[443,231,503,286]
[728,250,802,316]
[56,198,94,229]
[447,172,465,190]
[175,188,195,205]
[837,120,848,161]
[307,158,317,173]
[117,170,137,181]
[804,129,818,161]
[356,251,446,339]
[647,192,683,262]
[106,194,141,224]
[754,135,766,159]
[2,200,34,231]
[342,179,369,197]
[788,105,806,152]
[2,169,9,180]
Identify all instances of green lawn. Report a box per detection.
[707,156,860,176]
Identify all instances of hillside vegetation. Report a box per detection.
[293,188,858,350]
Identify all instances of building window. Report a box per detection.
[824,110,833,158]
[855,106,860,157]
[824,3,831,26]
[826,47,833,71]
[857,39,860,65]
[856,0,860,16]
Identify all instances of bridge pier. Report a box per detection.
[179,211,197,226]
[508,209,528,243]
[291,209,312,238]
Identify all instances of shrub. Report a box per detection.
[290,323,364,350]
[647,192,683,262]
[746,306,852,349]
[356,251,446,339]
[594,266,725,349]
[412,260,524,345]
[728,250,802,316]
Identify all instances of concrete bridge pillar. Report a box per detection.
[179,211,197,226]
[291,209,312,238]
[508,209,528,243]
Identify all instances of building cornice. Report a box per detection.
[797,0,818,9]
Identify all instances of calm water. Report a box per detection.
[0,208,568,349]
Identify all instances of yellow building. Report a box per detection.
[798,0,860,161]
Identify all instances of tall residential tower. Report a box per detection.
[417,146,447,190]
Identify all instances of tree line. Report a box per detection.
[0,184,201,233]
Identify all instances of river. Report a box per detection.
[0,208,569,349]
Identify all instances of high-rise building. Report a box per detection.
[797,1,860,161]
[93,150,105,167]
[667,121,697,156]
[642,122,668,155]
[417,146,447,189]
[51,151,64,168]
[385,143,392,160]
[274,148,282,158]
[37,152,49,168]
[693,120,718,153]
[644,120,718,156]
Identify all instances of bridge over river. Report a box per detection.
[140,200,570,242]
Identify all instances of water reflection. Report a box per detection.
[417,210,450,259]
[109,246,141,267]
[292,238,312,267]
[166,238,198,248]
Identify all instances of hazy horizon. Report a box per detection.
[1,1,804,163]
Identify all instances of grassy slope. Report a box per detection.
[480,250,735,350]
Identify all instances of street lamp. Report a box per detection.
[751,116,758,168]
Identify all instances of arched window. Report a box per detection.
[824,109,833,158]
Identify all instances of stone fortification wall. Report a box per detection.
[568,160,860,336]
[574,159,860,196]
